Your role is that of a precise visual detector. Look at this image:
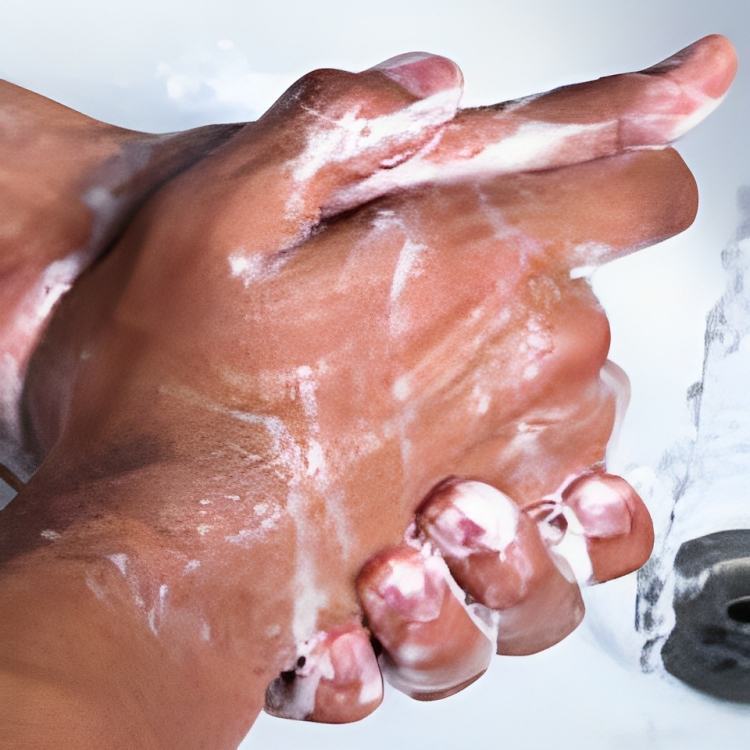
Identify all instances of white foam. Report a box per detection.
[569,241,613,276]
[225,528,259,545]
[451,481,520,554]
[305,440,325,477]
[668,92,727,141]
[327,119,610,214]
[296,366,318,420]
[106,553,129,577]
[390,238,426,303]
[392,375,411,401]
[292,86,462,186]
[228,249,287,286]
[200,621,212,642]
[384,557,426,598]
[287,491,330,642]
[17,254,83,332]
[475,390,491,415]
[551,505,595,585]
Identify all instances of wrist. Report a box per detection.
[0,467,293,749]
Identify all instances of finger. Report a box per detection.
[399,146,697,280]
[559,471,654,584]
[264,624,383,723]
[417,480,584,656]
[350,146,695,356]
[330,35,735,210]
[481,147,698,269]
[187,52,464,253]
[468,33,736,153]
[357,544,494,700]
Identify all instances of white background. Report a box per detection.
[1,1,749,747]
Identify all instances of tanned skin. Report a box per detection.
[0,36,737,749]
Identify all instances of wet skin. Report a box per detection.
[0,36,737,748]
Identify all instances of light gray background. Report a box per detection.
[1,1,749,747]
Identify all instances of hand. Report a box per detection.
[0,35,736,747]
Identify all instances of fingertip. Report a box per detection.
[358,544,493,699]
[418,479,585,655]
[417,480,531,611]
[310,627,384,723]
[417,479,521,562]
[494,551,585,656]
[562,473,634,539]
[264,625,383,724]
[369,52,464,100]
[645,34,738,100]
[561,472,654,583]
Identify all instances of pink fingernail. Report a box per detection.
[328,630,383,707]
[369,52,463,99]
[420,480,520,558]
[359,547,448,632]
[264,626,382,722]
[562,473,633,539]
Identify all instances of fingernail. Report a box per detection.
[359,547,445,626]
[419,480,520,558]
[264,627,383,723]
[369,52,463,99]
[326,630,383,712]
[562,473,633,539]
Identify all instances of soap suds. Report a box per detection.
[291,86,462,187]
[201,621,212,642]
[667,91,726,141]
[392,375,411,402]
[475,391,491,414]
[228,248,293,286]
[390,238,426,303]
[106,553,129,577]
[327,119,611,215]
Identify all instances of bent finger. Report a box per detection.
[265,624,383,723]
[417,480,585,656]
[479,146,699,268]
[559,471,655,584]
[187,52,464,252]
[358,543,494,700]
[330,35,734,211]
